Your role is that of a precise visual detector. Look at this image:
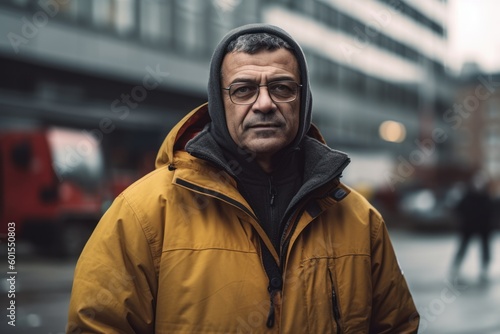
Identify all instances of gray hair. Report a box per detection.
[226,33,293,54]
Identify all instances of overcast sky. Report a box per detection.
[447,0,500,74]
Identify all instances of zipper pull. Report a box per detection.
[329,269,342,333]
[266,287,280,328]
[266,296,276,328]
[269,177,277,206]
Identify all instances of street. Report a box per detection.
[392,230,500,334]
[1,230,499,334]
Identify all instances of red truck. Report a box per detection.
[0,127,106,257]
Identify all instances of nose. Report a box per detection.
[252,86,276,113]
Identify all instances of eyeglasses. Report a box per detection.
[222,80,302,105]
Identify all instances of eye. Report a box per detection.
[270,82,294,97]
[231,84,257,97]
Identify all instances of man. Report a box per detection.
[68,24,419,333]
[451,173,493,282]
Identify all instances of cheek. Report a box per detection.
[287,106,301,135]
[224,105,244,140]
[226,116,239,137]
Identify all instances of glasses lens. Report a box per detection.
[268,81,298,102]
[227,81,300,104]
[229,83,258,104]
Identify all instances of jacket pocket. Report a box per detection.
[328,268,343,334]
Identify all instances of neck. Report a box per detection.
[256,157,274,174]
[255,149,294,174]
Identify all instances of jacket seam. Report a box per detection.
[120,193,161,277]
[301,254,370,263]
[162,247,257,254]
[371,212,385,248]
[175,177,257,220]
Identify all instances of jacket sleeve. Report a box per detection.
[67,193,159,334]
[369,216,419,333]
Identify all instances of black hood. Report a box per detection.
[206,23,313,158]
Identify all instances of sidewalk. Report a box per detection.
[389,229,500,334]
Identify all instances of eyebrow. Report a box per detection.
[229,76,297,85]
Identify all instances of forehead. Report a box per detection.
[221,48,299,84]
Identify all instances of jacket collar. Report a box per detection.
[156,104,350,200]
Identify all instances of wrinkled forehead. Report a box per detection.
[221,48,300,83]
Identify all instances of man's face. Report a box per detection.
[221,48,300,161]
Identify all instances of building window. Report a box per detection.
[91,0,135,36]
[140,0,173,45]
[173,0,208,56]
[375,0,445,37]
[114,0,135,36]
[92,0,114,30]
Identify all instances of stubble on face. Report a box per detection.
[221,48,301,171]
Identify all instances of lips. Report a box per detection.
[247,122,282,129]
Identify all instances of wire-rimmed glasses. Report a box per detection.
[223,80,302,105]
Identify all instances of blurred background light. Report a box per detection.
[379,120,406,143]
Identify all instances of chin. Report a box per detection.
[245,140,287,156]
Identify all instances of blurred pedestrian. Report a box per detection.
[451,172,494,282]
[67,24,418,333]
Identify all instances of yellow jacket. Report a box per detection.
[68,104,419,333]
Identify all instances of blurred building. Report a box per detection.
[0,0,261,179]
[454,65,500,195]
[261,0,455,193]
[0,0,455,191]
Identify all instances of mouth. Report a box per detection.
[247,123,282,129]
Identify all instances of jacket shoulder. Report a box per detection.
[339,183,383,220]
[121,165,173,204]
[107,166,173,259]
[329,182,386,242]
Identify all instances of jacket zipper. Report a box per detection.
[174,178,258,221]
[279,207,304,273]
[266,175,280,328]
[328,268,342,334]
[269,176,277,206]
[278,158,349,255]
[276,160,350,318]
[183,150,350,273]
[175,155,349,329]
